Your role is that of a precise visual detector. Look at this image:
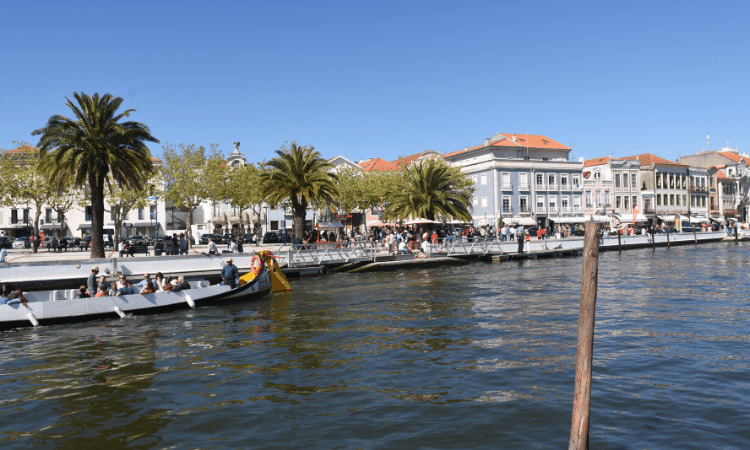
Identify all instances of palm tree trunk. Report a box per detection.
[90,174,106,258]
[293,202,307,241]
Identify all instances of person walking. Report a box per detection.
[179,233,188,255]
[517,226,525,253]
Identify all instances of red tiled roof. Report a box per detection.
[717,151,748,164]
[359,158,399,172]
[619,153,687,167]
[151,156,161,162]
[4,145,36,154]
[391,150,442,169]
[583,156,610,167]
[445,133,570,158]
[715,168,731,181]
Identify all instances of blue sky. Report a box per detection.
[2,1,750,163]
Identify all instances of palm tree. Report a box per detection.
[383,158,473,222]
[32,92,158,258]
[260,142,338,240]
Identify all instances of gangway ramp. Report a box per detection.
[277,241,377,267]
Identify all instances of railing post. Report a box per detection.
[569,221,601,450]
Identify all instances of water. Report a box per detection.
[1,243,750,449]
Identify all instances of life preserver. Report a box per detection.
[251,255,263,277]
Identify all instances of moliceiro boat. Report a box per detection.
[0,251,290,332]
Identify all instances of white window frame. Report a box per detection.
[502,196,511,213]
[480,173,487,185]
[519,196,529,212]
[501,172,511,190]
[473,196,478,206]
[481,196,487,208]
[519,172,529,190]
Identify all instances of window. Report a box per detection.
[536,196,545,212]
[536,174,544,188]
[702,197,706,207]
[604,189,610,206]
[656,194,662,206]
[675,195,680,206]
[45,208,52,223]
[585,189,592,207]
[519,173,529,189]
[670,174,675,189]
[57,211,62,222]
[682,194,687,206]
[150,205,156,219]
[572,175,580,188]
[480,173,487,185]
[481,196,487,208]
[561,175,569,188]
[473,197,478,206]
[270,220,279,231]
[85,206,92,221]
[631,173,637,189]
[520,196,528,212]
[682,176,687,189]
[11,209,18,224]
[670,194,675,206]
[615,196,622,210]
[710,197,715,210]
[595,189,601,207]
[471,175,477,184]
[624,196,629,211]
[574,196,581,210]
[548,197,557,212]
[632,196,638,208]
[645,198,652,210]
[138,208,144,220]
[656,173,662,189]
[548,174,556,188]
[502,196,511,213]
[111,208,116,221]
[691,195,696,207]
[501,173,511,189]
[615,174,621,188]
[562,196,569,211]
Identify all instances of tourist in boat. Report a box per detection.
[87,266,99,296]
[116,281,135,296]
[74,286,89,299]
[95,285,109,297]
[140,281,155,294]
[98,275,108,293]
[155,272,169,291]
[221,257,239,289]
[170,276,191,292]
[5,290,27,306]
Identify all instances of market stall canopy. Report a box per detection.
[550,216,587,224]
[510,217,537,226]
[368,221,395,227]
[614,214,649,222]
[404,218,439,225]
[316,222,344,230]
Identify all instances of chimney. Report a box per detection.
[512,135,516,142]
[484,138,490,146]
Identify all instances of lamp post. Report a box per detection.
[263,206,269,244]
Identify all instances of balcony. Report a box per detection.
[535,184,546,191]
[501,207,512,213]
[519,206,529,213]
[501,184,512,191]
[548,183,558,191]
[535,206,547,213]
[560,183,570,191]
[573,184,583,191]
[690,185,708,193]
[518,183,530,191]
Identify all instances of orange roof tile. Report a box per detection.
[619,153,687,167]
[583,156,610,167]
[715,169,731,181]
[4,145,36,154]
[359,158,399,172]
[717,151,748,164]
[445,133,570,158]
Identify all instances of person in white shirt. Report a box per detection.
[207,238,218,256]
[228,239,237,253]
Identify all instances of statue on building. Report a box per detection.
[233,142,240,153]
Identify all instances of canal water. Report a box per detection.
[1,242,749,449]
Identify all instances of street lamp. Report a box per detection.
[263,205,269,244]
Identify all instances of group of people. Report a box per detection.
[0,283,27,306]
[206,237,244,256]
[81,266,193,298]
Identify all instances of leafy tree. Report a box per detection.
[382,158,474,222]
[32,92,158,258]
[161,142,226,248]
[0,143,55,252]
[105,179,154,245]
[224,162,265,234]
[260,142,338,239]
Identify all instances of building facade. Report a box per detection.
[444,133,583,228]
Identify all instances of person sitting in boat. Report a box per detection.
[116,281,135,296]
[221,258,239,289]
[5,290,27,306]
[108,282,119,296]
[98,276,109,293]
[87,266,99,296]
[140,281,156,294]
[74,286,90,299]
[135,273,152,289]
[169,276,191,292]
[155,272,169,291]
[207,238,218,256]
[95,285,109,297]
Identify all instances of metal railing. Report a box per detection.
[277,240,377,267]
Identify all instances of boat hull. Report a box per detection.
[0,268,273,332]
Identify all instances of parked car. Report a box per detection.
[82,234,113,248]
[0,236,13,249]
[277,229,293,243]
[241,233,255,244]
[62,237,77,247]
[127,235,149,246]
[262,232,279,243]
[199,233,224,245]
[12,236,31,249]
[41,236,52,248]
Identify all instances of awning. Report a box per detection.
[512,217,537,226]
[658,215,676,222]
[316,222,344,230]
[687,216,710,223]
[588,215,611,223]
[40,224,62,231]
[405,218,439,225]
[550,216,587,224]
[614,214,649,222]
[77,223,91,230]
[130,222,153,228]
[710,217,725,223]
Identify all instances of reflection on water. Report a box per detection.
[1,243,750,449]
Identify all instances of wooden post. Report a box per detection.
[616,229,622,252]
[735,224,739,243]
[693,227,697,244]
[569,221,601,450]
[666,226,670,247]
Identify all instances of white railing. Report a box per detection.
[277,241,377,267]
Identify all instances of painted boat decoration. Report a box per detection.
[0,252,290,332]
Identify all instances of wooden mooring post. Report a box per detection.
[569,221,601,450]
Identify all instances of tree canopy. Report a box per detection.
[32,92,158,258]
